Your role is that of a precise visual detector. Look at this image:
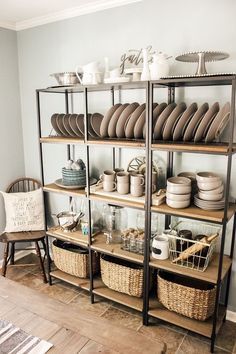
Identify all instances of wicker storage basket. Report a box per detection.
[158,272,216,321]
[52,240,99,278]
[100,255,143,297]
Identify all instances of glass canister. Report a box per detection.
[104,205,127,244]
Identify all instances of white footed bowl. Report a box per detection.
[166,198,190,209]
[198,191,223,201]
[166,191,191,201]
[197,180,222,191]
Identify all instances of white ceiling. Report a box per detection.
[0,0,141,31]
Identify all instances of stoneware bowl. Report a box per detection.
[197,180,222,191]
[199,184,224,195]
[177,172,196,182]
[166,191,191,201]
[166,198,190,209]
[167,177,192,195]
[198,191,223,201]
[196,172,221,183]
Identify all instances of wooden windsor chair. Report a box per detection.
[0,177,47,283]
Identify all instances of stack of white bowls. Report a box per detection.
[166,177,192,209]
[194,172,224,210]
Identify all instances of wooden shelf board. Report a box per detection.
[40,136,84,144]
[43,183,86,198]
[93,278,143,312]
[91,233,143,264]
[149,299,226,338]
[87,139,145,149]
[90,193,145,210]
[50,269,90,290]
[47,227,88,247]
[150,254,232,284]
[152,142,236,155]
[151,203,236,224]
[40,136,144,148]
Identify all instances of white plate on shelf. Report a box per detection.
[54,178,97,190]
[104,77,130,84]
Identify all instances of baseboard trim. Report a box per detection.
[226,310,236,323]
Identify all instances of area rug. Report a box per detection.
[0,320,53,354]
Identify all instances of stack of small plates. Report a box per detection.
[194,172,224,210]
[166,177,192,209]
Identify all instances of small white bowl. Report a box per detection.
[166,198,190,209]
[177,172,196,182]
[167,176,191,185]
[167,184,192,195]
[199,184,224,195]
[196,172,221,183]
[198,191,223,201]
[197,180,222,191]
[166,191,191,201]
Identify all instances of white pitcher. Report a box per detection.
[75,61,101,85]
[149,53,170,80]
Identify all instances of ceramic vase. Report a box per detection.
[141,48,151,81]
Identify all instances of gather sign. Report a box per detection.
[120,45,155,74]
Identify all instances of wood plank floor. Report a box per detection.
[1,254,236,353]
[0,277,165,354]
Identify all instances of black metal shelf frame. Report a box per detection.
[36,75,236,353]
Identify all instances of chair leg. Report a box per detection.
[2,243,9,277]
[10,242,15,265]
[35,241,47,283]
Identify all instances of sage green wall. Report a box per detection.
[17,0,236,311]
[0,28,25,257]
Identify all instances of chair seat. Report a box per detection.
[0,230,46,243]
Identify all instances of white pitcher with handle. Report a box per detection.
[149,53,170,80]
[75,61,102,85]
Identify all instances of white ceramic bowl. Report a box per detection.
[177,172,196,182]
[199,184,224,195]
[167,184,192,195]
[167,176,191,185]
[166,198,190,209]
[166,191,191,201]
[197,180,222,191]
[196,172,221,183]
[198,191,223,201]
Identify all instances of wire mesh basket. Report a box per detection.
[168,221,221,272]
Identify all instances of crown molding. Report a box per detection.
[14,0,142,31]
[0,21,16,31]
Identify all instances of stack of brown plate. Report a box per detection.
[51,113,103,138]
[98,101,230,143]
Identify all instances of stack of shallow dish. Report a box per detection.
[166,177,192,209]
[194,172,224,210]
[62,167,86,186]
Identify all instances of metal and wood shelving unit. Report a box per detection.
[36,75,236,353]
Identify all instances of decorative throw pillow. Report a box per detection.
[1,188,45,232]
